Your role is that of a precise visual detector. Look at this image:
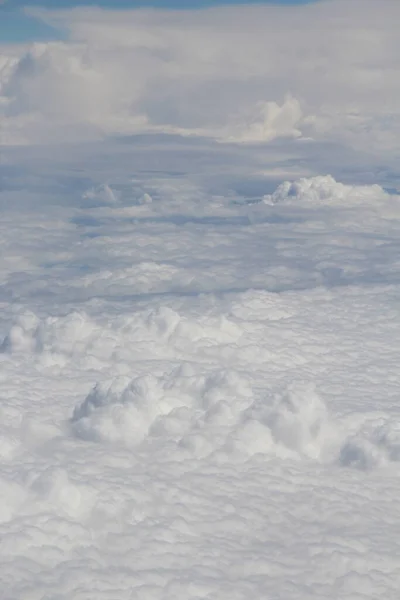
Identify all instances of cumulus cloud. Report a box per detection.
[0,0,399,152]
[261,175,389,206]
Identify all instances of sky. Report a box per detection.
[1,0,399,168]
[1,0,316,43]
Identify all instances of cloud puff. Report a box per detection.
[261,175,389,206]
[0,0,399,152]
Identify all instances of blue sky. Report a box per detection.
[1,0,316,43]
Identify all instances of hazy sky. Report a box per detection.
[1,0,398,165]
[1,1,317,43]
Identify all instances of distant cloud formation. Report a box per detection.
[0,0,399,157]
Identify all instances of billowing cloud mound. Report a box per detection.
[70,370,398,468]
[262,175,390,206]
[71,368,254,457]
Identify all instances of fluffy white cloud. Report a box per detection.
[0,0,399,151]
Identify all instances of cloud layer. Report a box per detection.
[0,0,399,154]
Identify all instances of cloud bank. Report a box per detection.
[0,0,399,153]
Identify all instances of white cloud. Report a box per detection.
[2,122,400,595]
[0,0,399,152]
